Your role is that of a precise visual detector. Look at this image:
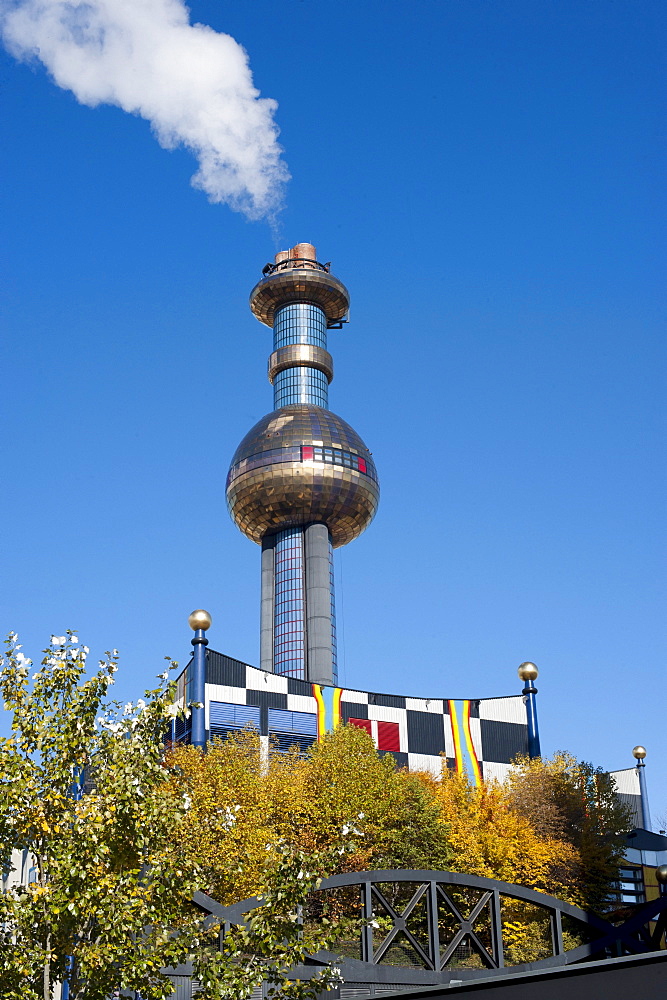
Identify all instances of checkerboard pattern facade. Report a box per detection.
[175,649,530,785]
[610,768,643,828]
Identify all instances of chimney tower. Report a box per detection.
[226,246,379,684]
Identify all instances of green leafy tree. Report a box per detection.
[0,633,346,1000]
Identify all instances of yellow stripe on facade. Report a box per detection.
[312,684,326,740]
[462,700,482,786]
[448,699,464,773]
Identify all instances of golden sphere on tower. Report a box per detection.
[518,661,538,682]
[188,609,212,632]
[632,745,647,760]
[226,405,379,548]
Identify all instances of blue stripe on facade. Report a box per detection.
[268,708,317,735]
[209,702,261,729]
[453,700,476,780]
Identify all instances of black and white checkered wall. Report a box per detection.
[176,649,530,784]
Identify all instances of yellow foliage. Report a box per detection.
[168,726,597,963]
[420,768,584,907]
[168,729,291,902]
[167,725,451,903]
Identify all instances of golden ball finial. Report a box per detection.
[188,609,212,632]
[518,661,538,682]
[632,745,647,761]
[655,865,667,884]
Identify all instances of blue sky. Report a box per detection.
[1,1,665,818]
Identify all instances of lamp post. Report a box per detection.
[632,745,651,831]
[518,662,540,759]
[188,609,212,749]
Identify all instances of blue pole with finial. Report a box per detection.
[188,610,212,749]
[632,745,651,830]
[518,662,541,759]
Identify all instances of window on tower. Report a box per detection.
[229,444,377,484]
[301,445,371,475]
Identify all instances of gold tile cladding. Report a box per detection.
[268,344,334,384]
[249,268,350,327]
[226,405,379,548]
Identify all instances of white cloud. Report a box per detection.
[0,0,289,218]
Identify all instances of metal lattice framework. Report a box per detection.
[190,869,667,987]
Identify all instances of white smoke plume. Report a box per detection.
[0,0,289,219]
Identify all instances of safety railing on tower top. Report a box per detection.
[262,257,331,276]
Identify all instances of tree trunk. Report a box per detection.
[43,929,51,1000]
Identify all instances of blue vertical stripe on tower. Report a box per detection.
[273,303,329,408]
[273,526,305,678]
[328,535,337,684]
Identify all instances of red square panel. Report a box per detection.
[302,446,314,461]
[348,718,372,736]
[377,721,400,752]
[357,457,367,474]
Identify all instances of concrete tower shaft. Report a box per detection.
[226,245,379,684]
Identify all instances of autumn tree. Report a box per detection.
[166,728,632,969]
[168,726,631,916]
[410,767,591,965]
[167,724,452,904]
[297,724,452,873]
[167,729,307,904]
[419,768,583,903]
[505,752,632,912]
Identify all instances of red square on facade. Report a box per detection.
[302,446,314,461]
[377,721,400,752]
[348,717,372,736]
[357,457,367,474]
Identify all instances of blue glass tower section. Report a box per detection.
[267,301,336,680]
[273,304,329,408]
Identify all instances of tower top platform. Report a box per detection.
[250,243,350,328]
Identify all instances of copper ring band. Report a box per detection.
[268,345,334,384]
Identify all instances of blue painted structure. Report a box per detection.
[522,676,540,758]
[637,759,652,830]
[190,628,208,749]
